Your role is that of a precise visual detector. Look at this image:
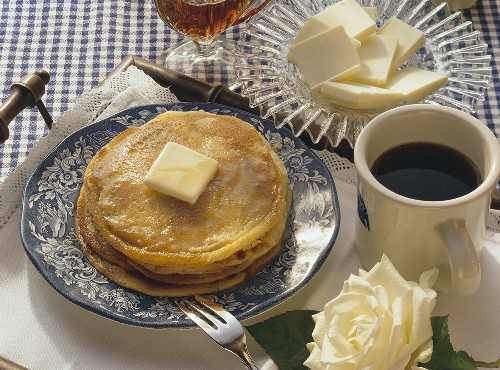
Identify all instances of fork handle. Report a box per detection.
[238,348,260,370]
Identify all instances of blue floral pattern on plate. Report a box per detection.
[20,103,340,328]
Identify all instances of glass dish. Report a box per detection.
[235,0,492,147]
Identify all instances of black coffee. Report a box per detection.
[371,142,482,201]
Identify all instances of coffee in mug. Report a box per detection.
[354,104,500,297]
[371,142,482,201]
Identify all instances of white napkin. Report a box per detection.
[0,66,499,369]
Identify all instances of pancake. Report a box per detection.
[77,185,288,286]
[76,187,132,271]
[79,238,249,297]
[77,111,290,296]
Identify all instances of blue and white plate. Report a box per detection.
[20,103,340,328]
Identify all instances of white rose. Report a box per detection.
[304,255,437,370]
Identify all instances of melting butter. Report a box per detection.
[144,142,218,204]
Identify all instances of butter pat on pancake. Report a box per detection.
[144,141,219,204]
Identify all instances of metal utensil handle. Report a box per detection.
[0,69,52,143]
[240,347,260,370]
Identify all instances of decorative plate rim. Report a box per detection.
[20,102,341,329]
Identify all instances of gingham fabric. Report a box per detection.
[0,0,498,182]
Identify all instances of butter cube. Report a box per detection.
[290,26,362,90]
[362,7,378,21]
[291,16,362,50]
[386,67,448,102]
[288,17,331,64]
[288,17,360,64]
[313,0,377,41]
[321,81,403,109]
[292,16,331,46]
[377,17,426,69]
[350,34,399,86]
[144,142,218,204]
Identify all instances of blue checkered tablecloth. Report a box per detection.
[0,0,498,182]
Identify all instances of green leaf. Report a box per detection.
[245,310,319,370]
[421,316,500,370]
[422,316,476,370]
[458,351,500,369]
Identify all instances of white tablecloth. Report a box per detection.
[0,68,499,370]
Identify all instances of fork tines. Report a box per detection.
[179,295,260,370]
[179,295,243,341]
[179,295,228,331]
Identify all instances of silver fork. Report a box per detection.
[179,295,260,370]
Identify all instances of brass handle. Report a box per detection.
[0,69,53,143]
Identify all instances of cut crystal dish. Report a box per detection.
[235,0,492,147]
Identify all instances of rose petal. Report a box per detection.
[355,337,387,369]
[365,293,385,315]
[312,312,328,347]
[412,338,434,365]
[354,313,391,369]
[321,334,359,364]
[332,313,360,342]
[364,255,413,302]
[345,274,375,294]
[419,267,439,289]
[384,294,411,365]
[407,285,435,348]
[373,285,390,312]
[304,342,324,370]
[324,292,371,317]
[390,344,414,370]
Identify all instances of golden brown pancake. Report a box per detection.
[77,185,287,286]
[79,239,249,297]
[77,111,290,296]
[76,188,132,271]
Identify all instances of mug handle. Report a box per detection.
[434,219,481,297]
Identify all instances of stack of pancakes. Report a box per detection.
[76,111,290,297]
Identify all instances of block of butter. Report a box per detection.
[288,17,331,65]
[291,16,361,49]
[386,67,448,102]
[144,142,218,204]
[292,16,331,46]
[362,6,378,21]
[313,0,377,41]
[288,17,361,64]
[289,25,362,90]
[350,34,399,86]
[377,17,425,69]
[321,80,404,109]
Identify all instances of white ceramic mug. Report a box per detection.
[354,104,500,297]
